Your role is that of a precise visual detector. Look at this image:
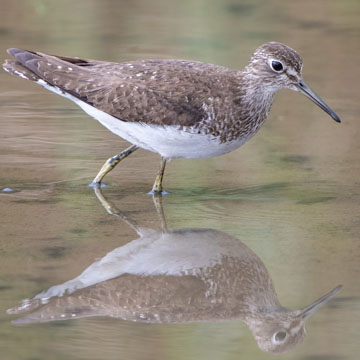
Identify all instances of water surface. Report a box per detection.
[1,1,359,359]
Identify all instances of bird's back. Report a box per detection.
[4,50,238,128]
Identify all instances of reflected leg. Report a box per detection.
[90,144,138,185]
[152,193,167,232]
[151,157,167,195]
[92,183,141,232]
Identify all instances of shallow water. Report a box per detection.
[1,0,360,359]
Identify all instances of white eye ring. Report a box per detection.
[269,59,285,73]
[272,330,287,344]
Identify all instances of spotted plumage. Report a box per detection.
[3,42,340,193]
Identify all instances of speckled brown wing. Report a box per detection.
[4,49,234,127]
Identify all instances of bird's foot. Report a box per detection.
[147,189,169,196]
[88,181,109,188]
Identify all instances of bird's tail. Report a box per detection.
[3,49,41,82]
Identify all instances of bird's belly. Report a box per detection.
[76,100,251,159]
[100,121,250,159]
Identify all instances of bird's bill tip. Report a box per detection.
[295,80,341,123]
[299,284,343,319]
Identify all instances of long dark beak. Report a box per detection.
[295,80,341,123]
[298,285,342,319]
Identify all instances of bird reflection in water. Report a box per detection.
[8,187,342,354]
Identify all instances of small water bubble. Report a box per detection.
[1,188,14,192]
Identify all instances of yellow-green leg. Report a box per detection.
[151,157,167,195]
[90,144,138,186]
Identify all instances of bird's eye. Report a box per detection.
[270,60,284,72]
[272,330,287,344]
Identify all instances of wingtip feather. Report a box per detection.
[7,48,24,57]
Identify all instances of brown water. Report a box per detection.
[1,0,360,359]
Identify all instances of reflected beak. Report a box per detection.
[299,285,342,319]
[295,80,341,123]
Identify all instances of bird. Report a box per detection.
[3,42,341,194]
[8,187,342,354]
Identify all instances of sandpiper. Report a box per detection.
[3,42,341,193]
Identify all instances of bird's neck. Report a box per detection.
[239,76,277,123]
[224,76,276,143]
[243,306,290,329]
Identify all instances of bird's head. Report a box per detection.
[245,41,341,122]
[247,285,342,354]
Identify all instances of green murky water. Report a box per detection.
[0,1,359,359]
